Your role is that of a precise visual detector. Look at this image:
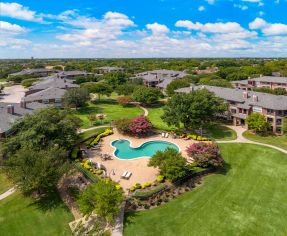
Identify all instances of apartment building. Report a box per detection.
[130,69,188,88]
[231,76,287,91]
[176,85,287,134]
[0,102,47,139]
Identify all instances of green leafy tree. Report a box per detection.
[63,88,90,109]
[82,82,113,100]
[162,89,227,130]
[246,113,271,133]
[5,147,69,195]
[3,108,81,156]
[166,79,190,96]
[78,180,124,223]
[115,83,137,96]
[132,87,163,105]
[103,72,128,88]
[148,148,188,182]
[21,78,38,88]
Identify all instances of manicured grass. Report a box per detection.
[147,107,178,131]
[124,144,287,236]
[0,191,73,236]
[207,124,237,141]
[75,99,143,128]
[0,169,13,194]
[243,131,287,150]
[78,127,108,142]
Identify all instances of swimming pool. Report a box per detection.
[111,139,180,160]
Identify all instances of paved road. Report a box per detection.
[218,125,287,154]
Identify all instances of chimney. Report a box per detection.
[243,91,248,99]
[7,105,14,115]
[252,95,258,102]
[20,100,26,109]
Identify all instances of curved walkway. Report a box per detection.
[217,126,287,154]
[78,125,110,134]
[0,187,16,201]
[139,105,148,117]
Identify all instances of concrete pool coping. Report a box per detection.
[110,138,181,160]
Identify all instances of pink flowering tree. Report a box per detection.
[186,142,224,168]
[129,116,152,137]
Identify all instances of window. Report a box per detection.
[252,106,262,113]
[42,99,49,104]
[55,98,61,103]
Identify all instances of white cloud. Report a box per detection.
[249,18,287,35]
[233,4,248,10]
[198,6,205,11]
[146,23,169,35]
[0,2,43,22]
[206,0,215,4]
[0,21,26,33]
[175,20,245,33]
[249,18,268,29]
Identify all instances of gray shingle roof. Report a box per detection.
[156,78,176,89]
[23,87,66,102]
[29,76,79,91]
[0,102,47,133]
[231,76,287,85]
[176,85,287,110]
[9,68,59,76]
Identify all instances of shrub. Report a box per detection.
[117,96,133,106]
[71,147,80,159]
[129,116,152,137]
[114,118,132,134]
[156,175,165,183]
[90,129,113,146]
[186,142,224,168]
[135,183,142,189]
[95,170,103,175]
[129,186,136,192]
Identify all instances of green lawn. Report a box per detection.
[79,127,108,142]
[75,99,143,129]
[243,131,287,150]
[0,191,73,236]
[0,169,13,194]
[147,107,177,131]
[124,144,287,236]
[207,124,237,141]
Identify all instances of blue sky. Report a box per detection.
[1,0,287,58]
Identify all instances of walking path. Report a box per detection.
[0,187,16,201]
[111,202,126,236]
[139,105,149,117]
[218,126,287,154]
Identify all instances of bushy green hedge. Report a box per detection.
[71,147,80,159]
[186,134,210,141]
[74,162,99,183]
[133,184,166,199]
[89,129,113,147]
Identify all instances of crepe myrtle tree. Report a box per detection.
[129,116,153,137]
[186,142,224,168]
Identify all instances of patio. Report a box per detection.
[89,129,196,191]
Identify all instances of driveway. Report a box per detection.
[0,85,27,103]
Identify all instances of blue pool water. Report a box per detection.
[111,139,179,160]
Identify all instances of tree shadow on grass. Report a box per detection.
[123,211,143,228]
[217,162,231,176]
[28,191,68,212]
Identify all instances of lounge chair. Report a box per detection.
[165,133,169,138]
[161,133,165,138]
[125,172,132,180]
[121,171,128,179]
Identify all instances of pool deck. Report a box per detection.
[89,129,196,191]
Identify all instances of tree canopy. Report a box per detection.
[149,148,188,182]
[132,87,163,105]
[78,180,124,223]
[82,82,113,100]
[246,113,271,133]
[162,89,227,130]
[3,108,81,156]
[63,87,90,109]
